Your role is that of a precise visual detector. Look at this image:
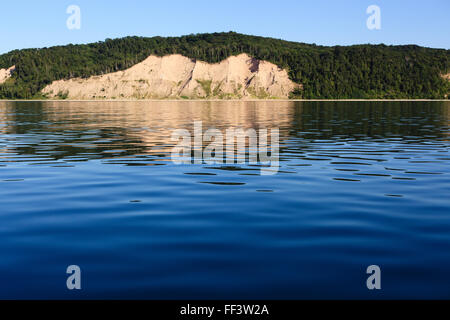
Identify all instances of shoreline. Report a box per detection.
[0,99,449,102]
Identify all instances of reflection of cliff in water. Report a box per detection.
[0,101,449,162]
[0,101,149,161]
[0,101,294,161]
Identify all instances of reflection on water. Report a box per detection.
[0,101,449,299]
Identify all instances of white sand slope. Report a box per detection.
[42,54,300,99]
[0,66,15,84]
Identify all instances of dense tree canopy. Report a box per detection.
[0,32,448,99]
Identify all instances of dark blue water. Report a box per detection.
[0,101,449,299]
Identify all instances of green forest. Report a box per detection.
[0,32,448,99]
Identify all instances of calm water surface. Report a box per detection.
[0,101,449,299]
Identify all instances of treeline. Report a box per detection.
[0,32,449,99]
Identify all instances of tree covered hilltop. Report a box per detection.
[0,32,448,99]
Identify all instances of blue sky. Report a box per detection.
[1,0,448,54]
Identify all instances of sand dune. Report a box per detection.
[42,54,300,100]
[0,66,14,84]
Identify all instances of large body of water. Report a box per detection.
[0,101,449,299]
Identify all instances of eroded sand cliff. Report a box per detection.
[42,54,300,99]
[0,66,14,84]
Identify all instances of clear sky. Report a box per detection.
[1,0,448,54]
